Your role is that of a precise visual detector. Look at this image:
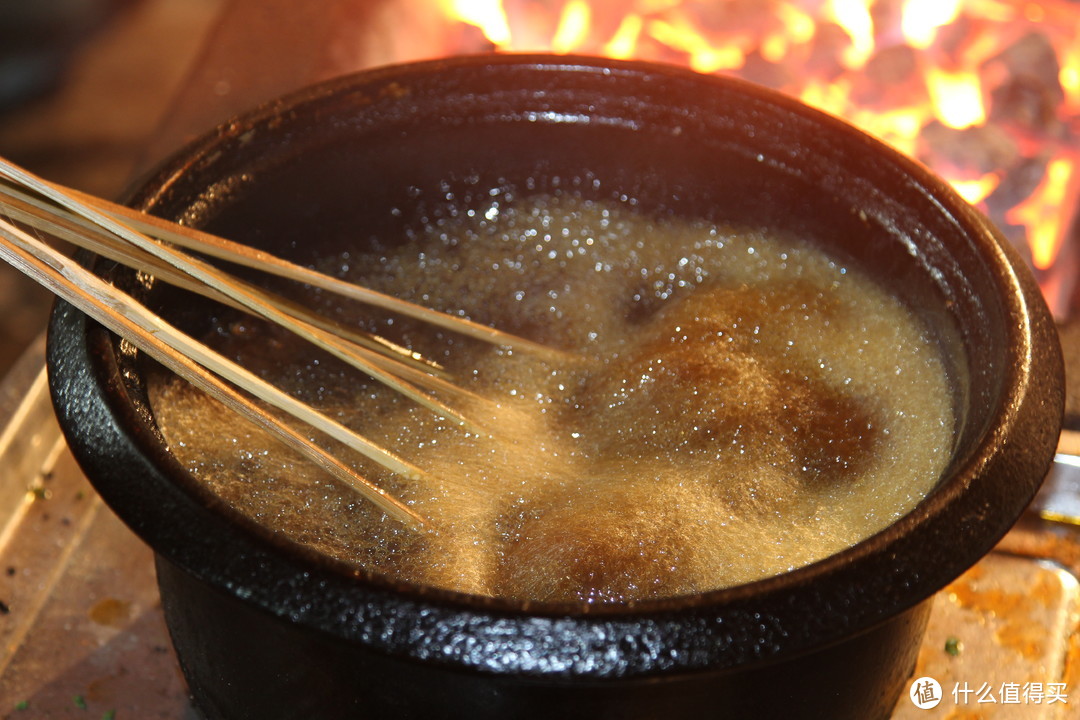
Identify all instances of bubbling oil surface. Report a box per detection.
[149,189,954,603]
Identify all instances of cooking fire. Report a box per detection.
[424,0,1080,317]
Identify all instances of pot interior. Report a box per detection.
[140,60,988,472]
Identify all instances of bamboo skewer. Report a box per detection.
[0,163,567,362]
[0,215,426,530]
[0,180,447,371]
[74,188,568,362]
[0,165,489,431]
[0,183,446,375]
[0,155,574,531]
[0,186,503,432]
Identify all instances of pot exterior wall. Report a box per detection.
[157,555,929,720]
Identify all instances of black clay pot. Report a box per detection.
[47,55,1064,720]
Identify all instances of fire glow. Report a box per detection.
[436,0,1080,313]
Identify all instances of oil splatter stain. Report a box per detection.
[88,598,131,627]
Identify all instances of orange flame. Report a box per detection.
[605,14,643,58]
[437,0,1080,292]
[926,68,986,129]
[1009,157,1075,270]
[902,0,962,50]
[441,0,511,45]
[552,0,591,53]
[952,173,1000,205]
[827,0,875,69]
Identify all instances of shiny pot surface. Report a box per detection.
[47,55,1064,720]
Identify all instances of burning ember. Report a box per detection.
[425,0,1080,316]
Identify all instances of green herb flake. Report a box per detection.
[945,636,962,656]
[74,694,88,709]
[14,700,29,711]
[102,711,116,720]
